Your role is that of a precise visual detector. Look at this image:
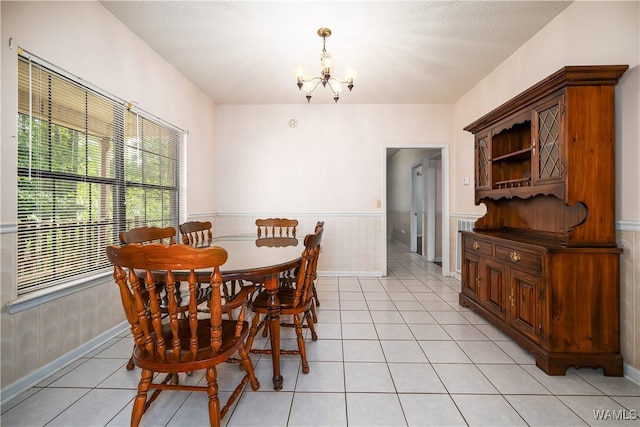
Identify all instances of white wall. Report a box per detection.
[1,0,218,393]
[216,104,453,214]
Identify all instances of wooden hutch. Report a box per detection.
[459,65,628,376]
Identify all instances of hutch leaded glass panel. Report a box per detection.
[537,104,561,180]
[476,135,490,189]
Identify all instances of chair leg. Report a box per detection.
[313,283,320,306]
[311,283,319,322]
[205,367,221,427]
[305,310,318,341]
[131,369,153,427]
[293,314,309,374]
[238,342,260,391]
[310,301,318,324]
[261,316,270,338]
[245,313,261,353]
[126,356,135,370]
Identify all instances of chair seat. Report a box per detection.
[133,318,250,372]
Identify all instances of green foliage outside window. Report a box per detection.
[17,55,181,295]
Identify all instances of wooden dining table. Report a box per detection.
[192,234,302,391]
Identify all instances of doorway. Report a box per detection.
[383,145,451,277]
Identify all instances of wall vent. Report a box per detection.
[456,219,475,273]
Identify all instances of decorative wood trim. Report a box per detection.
[464,65,629,133]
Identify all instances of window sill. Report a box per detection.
[5,270,112,314]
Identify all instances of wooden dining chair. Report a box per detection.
[119,226,182,369]
[309,221,324,321]
[106,243,259,427]
[245,226,323,373]
[179,221,245,319]
[180,221,213,246]
[119,225,177,245]
[256,218,298,238]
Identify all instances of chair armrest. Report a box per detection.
[221,284,256,312]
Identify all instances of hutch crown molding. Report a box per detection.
[460,65,628,376]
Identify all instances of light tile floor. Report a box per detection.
[2,242,639,426]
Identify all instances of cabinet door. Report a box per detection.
[532,95,565,185]
[508,268,542,344]
[461,251,480,303]
[480,258,507,320]
[475,132,491,190]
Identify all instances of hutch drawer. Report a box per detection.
[463,235,493,256]
[495,244,542,273]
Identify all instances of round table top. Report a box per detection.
[199,235,302,280]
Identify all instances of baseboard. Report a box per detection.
[0,321,129,406]
[318,271,383,277]
[624,363,640,385]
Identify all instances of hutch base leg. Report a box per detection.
[534,351,624,377]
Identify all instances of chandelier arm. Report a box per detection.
[303,78,323,94]
[330,77,349,84]
[326,79,338,95]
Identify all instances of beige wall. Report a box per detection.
[1,1,218,394]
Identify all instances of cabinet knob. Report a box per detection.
[473,241,480,250]
[509,251,521,262]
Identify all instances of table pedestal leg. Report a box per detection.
[265,274,282,390]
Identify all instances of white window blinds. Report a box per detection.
[17,54,182,295]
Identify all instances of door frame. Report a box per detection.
[425,152,441,262]
[410,161,423,254]
[382,144,451,277]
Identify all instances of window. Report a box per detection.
[17,53,183,296]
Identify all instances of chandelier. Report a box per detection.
[295,28,355,103]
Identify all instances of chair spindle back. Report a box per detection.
[179,221,213,246]
[256,218,298,238]
[106,244,235,361]
[119,226,176,245]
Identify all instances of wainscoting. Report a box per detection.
[1,217,638,403]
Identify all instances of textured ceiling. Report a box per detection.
[100,1,572,105]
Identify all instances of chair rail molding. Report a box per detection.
[0,222,17,234]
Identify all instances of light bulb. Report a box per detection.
[321,52,332,74]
